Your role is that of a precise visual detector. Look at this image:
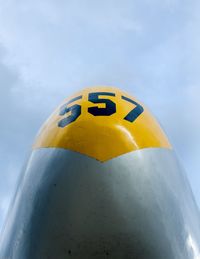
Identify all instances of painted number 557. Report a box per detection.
[58,92,144,128]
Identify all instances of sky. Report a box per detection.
[0,0,200,231]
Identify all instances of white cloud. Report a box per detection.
[0,0,200,232]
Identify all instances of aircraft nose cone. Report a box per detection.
[1,87,200,259]
[33,86,171,161]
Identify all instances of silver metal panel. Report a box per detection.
[0,148,200,258]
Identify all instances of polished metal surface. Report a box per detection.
[0,148,200,258]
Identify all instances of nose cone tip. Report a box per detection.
[33,86,171,161]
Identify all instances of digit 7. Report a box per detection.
[121,96,144,123]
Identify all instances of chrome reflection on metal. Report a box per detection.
[0,148,200,258]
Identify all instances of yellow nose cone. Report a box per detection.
[33,86,171,161]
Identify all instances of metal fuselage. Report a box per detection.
[0,87,199,258]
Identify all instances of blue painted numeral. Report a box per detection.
[88,92,116,116]
[58,95,82,128]
[121,96,144,122]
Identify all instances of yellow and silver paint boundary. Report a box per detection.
[33,86,171,161]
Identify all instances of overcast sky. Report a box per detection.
[0,0,200,231]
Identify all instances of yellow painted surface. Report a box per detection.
[33,86,172,161]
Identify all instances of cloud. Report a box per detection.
[0,0,200,231]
